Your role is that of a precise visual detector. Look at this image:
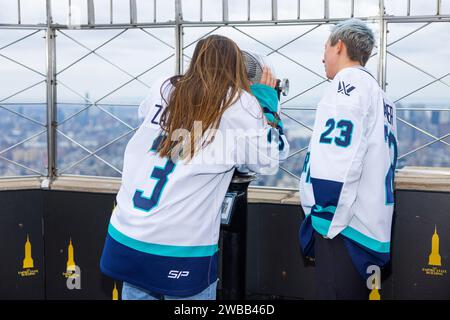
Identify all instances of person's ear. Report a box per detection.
[336,39,343,54]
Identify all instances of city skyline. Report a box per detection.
[1,99,448,188]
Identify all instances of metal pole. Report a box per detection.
[272,0,278,21]
[110,0,113,24]
[46,0,57,181]
[130,0,137,24]
[223,0,229,22]
[69,0,72,25]
[377,0,387,90]
[17,0,21,24]
[87,0,95,25]
[200,0,203,22]
[175,0,183,75]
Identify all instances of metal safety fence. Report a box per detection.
[0,0,449,188]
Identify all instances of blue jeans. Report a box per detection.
[121,280,218,300]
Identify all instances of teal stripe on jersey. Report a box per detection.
[311,215,332,236]
[108,224,219,258]
[314,205,336,214]
[341,226,391,253]
[311,216,391,253]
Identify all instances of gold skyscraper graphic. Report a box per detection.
[428,225,441,266]
[22,234,34,269]
[112,282,119,300]
[369,278,381,300]
[67,238,76,272]
[369,287,381,300]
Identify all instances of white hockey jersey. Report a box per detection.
[299,66,397,278]
[100,77,289,296]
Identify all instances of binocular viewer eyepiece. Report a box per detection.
[242,50,289,100]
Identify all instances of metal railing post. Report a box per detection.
[437,0,442,15]
[324,0,329,19]
[223,0,229,23]
[45,0,57,182]
[271,0,278,21]
[377,0,387,90]
[130,0,137,25]
[87,0,95,25]
[17,0,21,24]
[175,0,183,75]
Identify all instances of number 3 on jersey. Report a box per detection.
[133,133,175,213]
[133,159,176,212]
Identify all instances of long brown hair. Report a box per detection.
[158,35,250,160]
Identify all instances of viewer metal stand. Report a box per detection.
[219,171,257,300]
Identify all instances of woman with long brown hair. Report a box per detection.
[100,35,289,300]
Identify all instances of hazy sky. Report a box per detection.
[0,0,449,106]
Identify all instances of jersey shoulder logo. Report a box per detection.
[337,81,356,96]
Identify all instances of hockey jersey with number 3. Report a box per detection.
[299,66,398,279]
[100,76,289,297]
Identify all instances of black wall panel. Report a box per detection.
[392,191,450,299]
[43,190,118,300]
[0,188,449,300]
[0,190,45,299]
[245,203,396,300]
[246,203,315,299]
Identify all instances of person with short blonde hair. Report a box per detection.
[299,19,397,299]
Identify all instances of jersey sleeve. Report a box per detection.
[224,88,289,176]
[307,70,370,239]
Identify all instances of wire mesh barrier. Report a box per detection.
[0,0,449,188]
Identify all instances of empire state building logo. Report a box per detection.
[18,234,39,277]
[67,238,76,272]
[422,226,447,276]
[112,282,119,300]
[23,234,34,269]
[62,238,79,278]
[429,226,441,266]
